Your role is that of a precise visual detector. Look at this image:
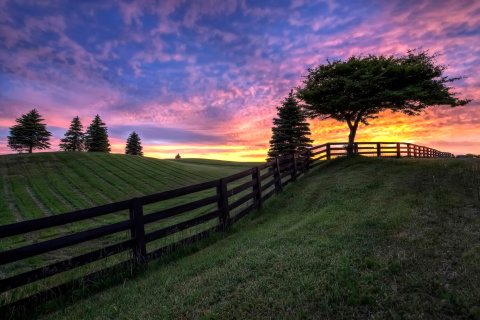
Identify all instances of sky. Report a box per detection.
[0,0,478,161]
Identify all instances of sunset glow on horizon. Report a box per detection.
[0,0,478,161]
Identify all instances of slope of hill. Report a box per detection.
[42,156,480,320]
[0,152,260,225]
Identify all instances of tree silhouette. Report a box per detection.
[7,109,52,153]
[85,115,111,152]
[175,153,181,159]
[267,91,313,161]
[296,50,471,155]
[59,116,85,151]
[125,131,143,156]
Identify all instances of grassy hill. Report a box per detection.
[0,152,261,295]
[40,156,480,320]
[0,151,260,225]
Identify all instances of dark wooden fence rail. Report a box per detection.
[0,142,453,314]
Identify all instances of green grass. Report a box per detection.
[0,152,259,225]
[0,152,261,303]
[36,156,480,320]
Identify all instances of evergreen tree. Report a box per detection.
[267,91,313,161]
[125,131,143,156]
[59,116,85,151]
[85,114,111,152]
[175,153,181,159]
[7,109,52,153]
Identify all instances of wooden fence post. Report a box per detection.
[217,178,230,230]
[291,155,298,182]
[396,143,401,158]
[129,198,147,265]
[255,166,262,209]
[326,144,331,160]
[407,144,411,157]
[275,158,283,193]
[354,143,359,154]
[377,143,381,157]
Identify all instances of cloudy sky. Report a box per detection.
[0,0,478,160]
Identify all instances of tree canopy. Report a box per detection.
[296,50,471,155]
[7,109,52,153]
[267,90,313,160]
[125,131,143,156]
[85,115,111,152]
[59,116,85,151]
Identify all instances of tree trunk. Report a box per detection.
[29,145,32,154]
[347,126,357,156]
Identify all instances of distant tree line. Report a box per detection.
[465,154,480,158]
[7,110,143,156]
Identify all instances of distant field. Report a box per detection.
[0,152,261,304]
[40,156,480,320]
[0,152,260,225]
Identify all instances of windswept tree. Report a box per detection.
[59,116,85,151]
[267,90,313,161]
[296,50,471,155]
[125,131,143,156]
[7,109,52,153]
[85,114,110,152]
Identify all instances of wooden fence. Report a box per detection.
[0,142,453,315]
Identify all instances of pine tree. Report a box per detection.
[125,131,143,156]
[85,114,111,152]
[267,91,313,161]
[175,153,181,159]
[59,116,85,151]
[7,109,52,153]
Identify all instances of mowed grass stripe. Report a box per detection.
[114,154,208,191]
[141,157,214,183]
[118,155,202,189]
[48,153,111,206]
[0,160,39,252]
[4,162,46,221]
[164,159,253,180]
[97,154,168,193]
[0,166,17,226]
[3,163,57,241]
[83,153,153,196]
[54,153,131,200]
[77,153,141,197]
[49,152,138,226]
[20,160,73,215]
[116,155,194,187]
[37,154,113,231]
[159,159,218,181]
[40,154,92,210]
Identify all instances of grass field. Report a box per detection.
[0,152,261,307]
[35,156,480,319]
[0,152,260,223]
